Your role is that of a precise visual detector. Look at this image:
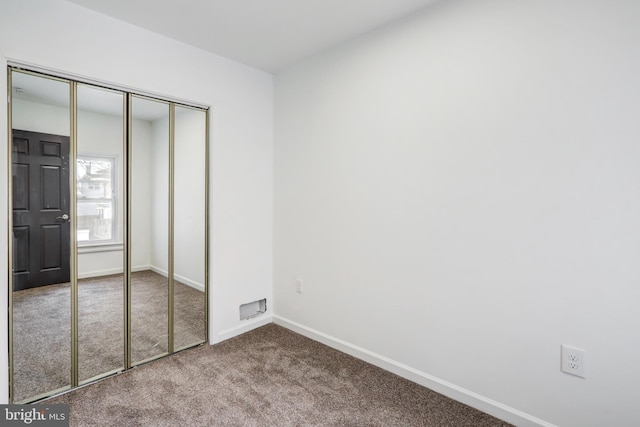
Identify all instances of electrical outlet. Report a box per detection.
[296,278,303,294]
[561,344,585,378]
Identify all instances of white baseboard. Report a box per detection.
[174,273,204,292]
[78,264,151,279]
[149,266,204,292]
[149,266,168,276]
[273,315,555,427]
[78,268,122,279]
[212,315,273,344]
[132,264,151,273]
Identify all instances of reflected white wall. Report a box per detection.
[12,99,70,136]
[174,108,206,290]
[150,116,169,275]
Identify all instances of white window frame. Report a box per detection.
[76,154,119,249]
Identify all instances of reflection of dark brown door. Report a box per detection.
[12,129,70,291]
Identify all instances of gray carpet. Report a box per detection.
[12,270,206,402]
[46,324,512,426]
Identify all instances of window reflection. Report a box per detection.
[77,156,116,242]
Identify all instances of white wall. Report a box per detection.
[150,116,169,274]
[12,98,70,136]
[131,118,154,272]
[174,108,207,289]
[274,1,640,426]
[0,0,273,403]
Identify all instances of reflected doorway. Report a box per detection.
[12,129,71,291]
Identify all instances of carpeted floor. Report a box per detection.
[46,324,512,426]
[12,270,205,402]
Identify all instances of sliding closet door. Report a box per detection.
[10,70,72,402]
[130,96,170,365]
[173,106,207,349]
[9,66,209,403]
[76,84,125,382]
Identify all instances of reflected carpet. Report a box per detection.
[12,270,205,402]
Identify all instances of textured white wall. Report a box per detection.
[274,1,640,426]
[0,0,273,403]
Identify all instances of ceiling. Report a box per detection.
[67,0,442,73]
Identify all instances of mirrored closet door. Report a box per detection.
[10,71,72,403]
[173,105,207,350]
[130,95,170,365]
[76,83,126,384]
[8,67,209,403]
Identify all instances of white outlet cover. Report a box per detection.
[561,344,585,378]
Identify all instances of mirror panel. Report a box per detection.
[130,96,170,364]
[11,71,71,402]
[9,68,208,402]
[76,84,125,382]
[173,106,207,349]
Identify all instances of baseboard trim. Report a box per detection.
[78,264,151,279]
[149,266,204,292]
[174,273,204,292]
[132,264,151,273]
[149,266,165,276]
[213,315,273,344]
[78,268,122,279]
[273,315,555,427]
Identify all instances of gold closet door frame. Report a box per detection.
[7,65,210,403]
